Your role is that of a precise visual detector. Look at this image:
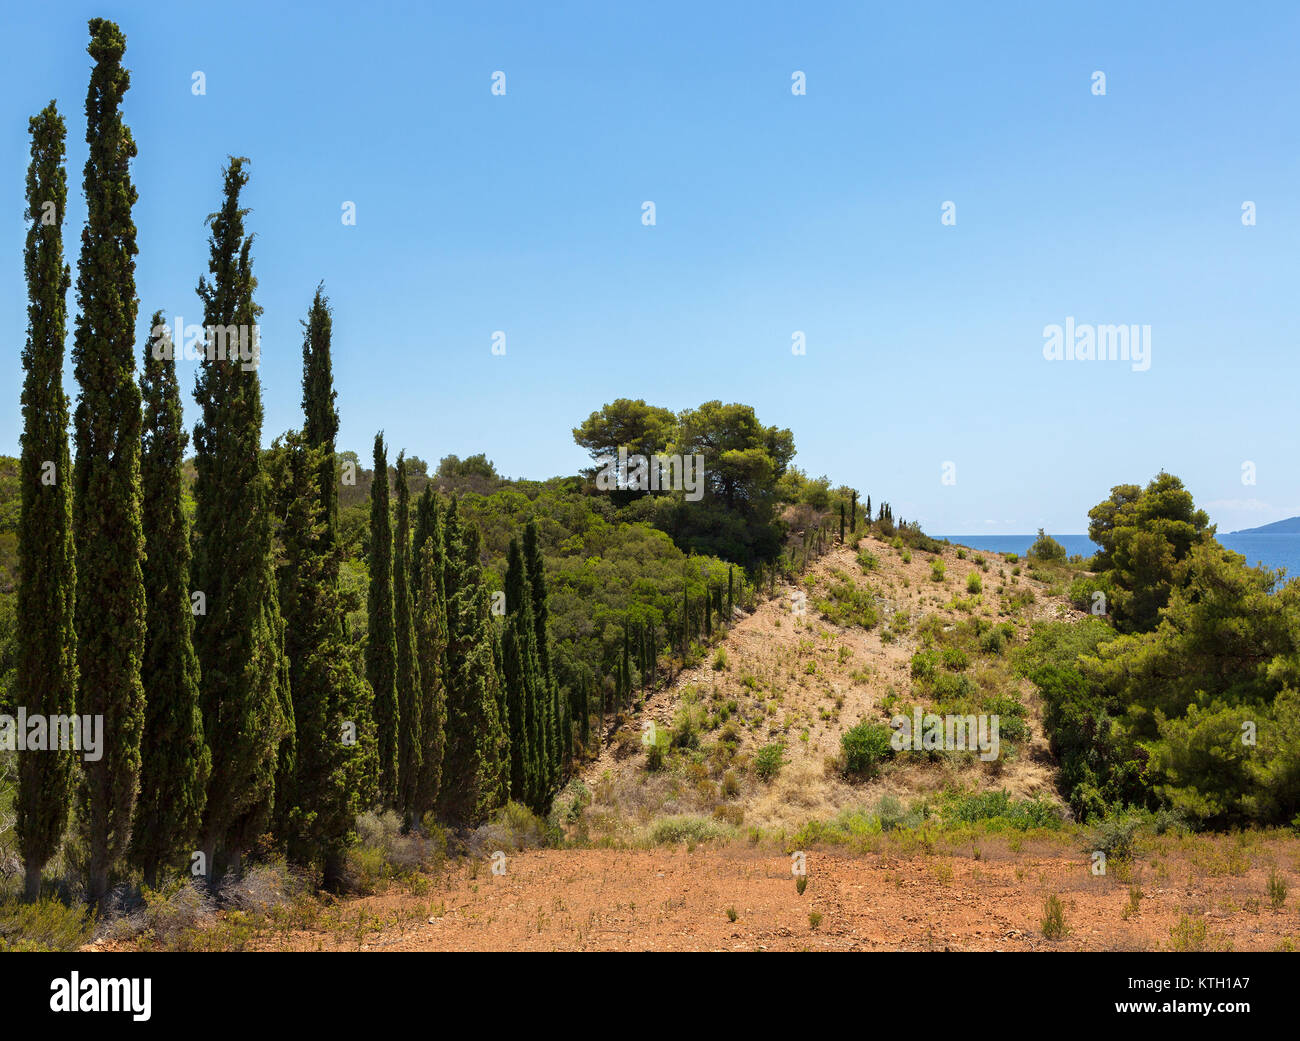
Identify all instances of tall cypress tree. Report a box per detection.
[413,516,448,821]
[850,491,857,533]
[522,520,558,792]
[393,451,422,827]
[16,101,77,902]
[501,537,537,805]
[270,286,373,886]
[437,519,507,823]
[300,284,338,548]
[410,485,434,608]
[132,315,210,887]
[366,433,399,806]
[269,431,372,886]
[191,157,292,879]
[71,20,146,906]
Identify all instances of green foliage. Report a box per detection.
[191,157,292,878]
[393,452,421,824]
[1040,894,1068,939]
[814,580,878,629]
[436,514,508,823]
[16,101,77,900]
[0,897,93,952]
[1028,528,1067,563]
[841,720,895,776]
[1087,472,1212,633]
[754,742,786,781]
[71,20,147,905]
[365,433,399,805]
[132,313,210,886]
[944,790,1062,830]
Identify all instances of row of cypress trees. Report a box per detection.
[14,20,567,905]
[366,442,566,823]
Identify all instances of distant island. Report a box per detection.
[1230,516,1300,534]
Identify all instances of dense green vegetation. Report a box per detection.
[1023,473,1300,829]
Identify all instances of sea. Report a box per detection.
[938,533,1300,583]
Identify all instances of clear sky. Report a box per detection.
[3,1,1298,535]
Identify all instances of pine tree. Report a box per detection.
[393,452,422,827]
[132,315,210,887]
[71,20,147,906]
[191,157,292,880]
[16,101,77,902]
[365,433,399,807]
[412,531,448,820]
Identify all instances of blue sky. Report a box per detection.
[3,1,1298,534]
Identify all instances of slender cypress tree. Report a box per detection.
[501,537,537,805]
[437,520,507,822]
[191,157,292,879]
[866,495,871,525]
[410,485,434,607]
[578,677,590,754]
[71,20,147,906]
[522,520,557,792]
[850,491,858,533]
[839,502,846,543]
[393,452,422,827]
[131,315,210,887]
[271,287,373,886]
[269,431,371,886]
[413,530,448,820]
[366,433,399,807]
[300,284,339,548]
[16,101,77,902]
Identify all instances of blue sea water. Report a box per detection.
[939,533,1300,581]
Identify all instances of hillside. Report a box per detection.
[576,531,1079,840]
[157,531,1300,953]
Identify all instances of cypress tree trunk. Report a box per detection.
[132,314,210,888]
[16,101,77,903]
[393,452,422,827]
[191,157,292,881]
[71,21,147,907]
[365,434,399,807]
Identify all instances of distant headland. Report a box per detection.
[1230,516,1300,535]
